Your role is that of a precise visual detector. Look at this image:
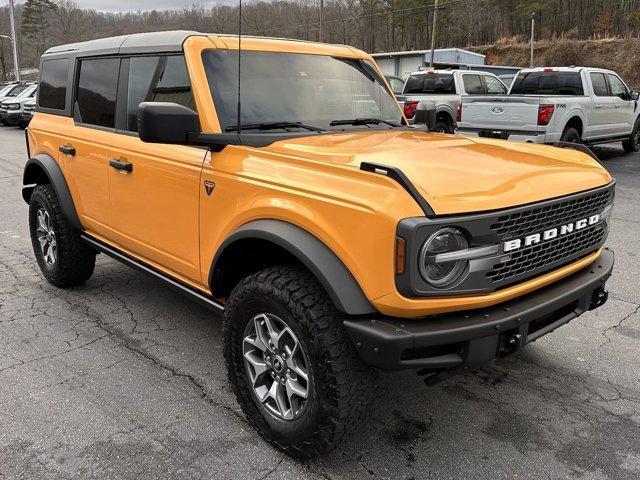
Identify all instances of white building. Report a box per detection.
[371,48,520,79]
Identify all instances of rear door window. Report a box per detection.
[462,74,485,94]
[403,73,455,94]
[590,72,609,96]
[125,55,195,132]
[75,57,120,128]
[510,71,584,95]
[39,58,69,110]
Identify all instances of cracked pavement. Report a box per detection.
[1,126,639,479]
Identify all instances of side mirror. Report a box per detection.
[138,102,200,144]
[412,101,437,131]
[631,91,639,101]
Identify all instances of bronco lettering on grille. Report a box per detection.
[503,214,600,252]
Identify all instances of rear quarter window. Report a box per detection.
[75,57,120,128]
[39,58,69,111]
[403,73,455,94]
[462,74,484,94]
[510,72,584,95]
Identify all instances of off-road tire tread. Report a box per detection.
[223,266,376,459]
[29,184,95,287]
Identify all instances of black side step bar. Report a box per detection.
[81,235,225,313]
[360,162,435,217]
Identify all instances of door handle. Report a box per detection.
[59,145,76,156]
[109,159,133,173]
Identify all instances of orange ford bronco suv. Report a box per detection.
[23,31,614,458]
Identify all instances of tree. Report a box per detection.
[21,0,57,58]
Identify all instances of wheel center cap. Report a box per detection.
[272,356,284,373]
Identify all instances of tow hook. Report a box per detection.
[498,332,522,358]
[589,287,609,311]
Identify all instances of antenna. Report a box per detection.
[236,0,242,134]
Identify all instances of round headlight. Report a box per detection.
[419,227,469,288]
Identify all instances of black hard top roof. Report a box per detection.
[43,30,203,57]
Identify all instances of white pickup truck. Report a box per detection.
[398,69,507,133]
[457,67,640,151]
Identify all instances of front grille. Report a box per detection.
[490,189,611,241]
[487,223,605,283]
[486,186,612,286]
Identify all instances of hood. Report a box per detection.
[262,131,611,215]
[1,99,23,106]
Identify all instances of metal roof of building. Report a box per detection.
[370,48,485,59]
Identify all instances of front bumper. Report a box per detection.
[0,111,21,124]
[457,127,562,144]
[344,249,613,378]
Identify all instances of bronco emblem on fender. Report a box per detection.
[204,180,216,196]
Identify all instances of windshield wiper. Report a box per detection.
[225,121,324,132]
[329,117,403,128]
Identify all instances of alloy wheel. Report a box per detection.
[243,313,310,420]
[36,208,57,266]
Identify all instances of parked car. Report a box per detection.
[0,83,37,125]
[457,67,640,150]
[400,69,508,133]
[20,98,36,127]
[384,74,405,96]
[24,31,614,459]
[0,82,33,104]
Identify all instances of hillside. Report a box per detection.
[470,38,640,89]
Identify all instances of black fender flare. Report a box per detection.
[22,154,83,230]
[210,220,375,315]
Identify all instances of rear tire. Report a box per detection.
[223,266,376,459]
[560,126,581,143]
[28,184,96,287]
[433,116,454,134]
[622,117,640,152]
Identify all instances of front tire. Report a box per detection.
[223,266,376,459]
[622,117,640,152]
[28,184,96,287]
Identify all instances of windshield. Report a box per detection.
[202,50,403,131]
[510,72,584,95]
[4,84,29,98]
[17,85,37,98]
[0,85,15,96]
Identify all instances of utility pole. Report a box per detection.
[530,12,535,68]
[429,0,439,67]
[8,0,20,82]
[319,0,324,43]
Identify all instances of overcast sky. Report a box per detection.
[72,1,235,12]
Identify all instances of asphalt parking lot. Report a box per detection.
[0,126,639,480]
